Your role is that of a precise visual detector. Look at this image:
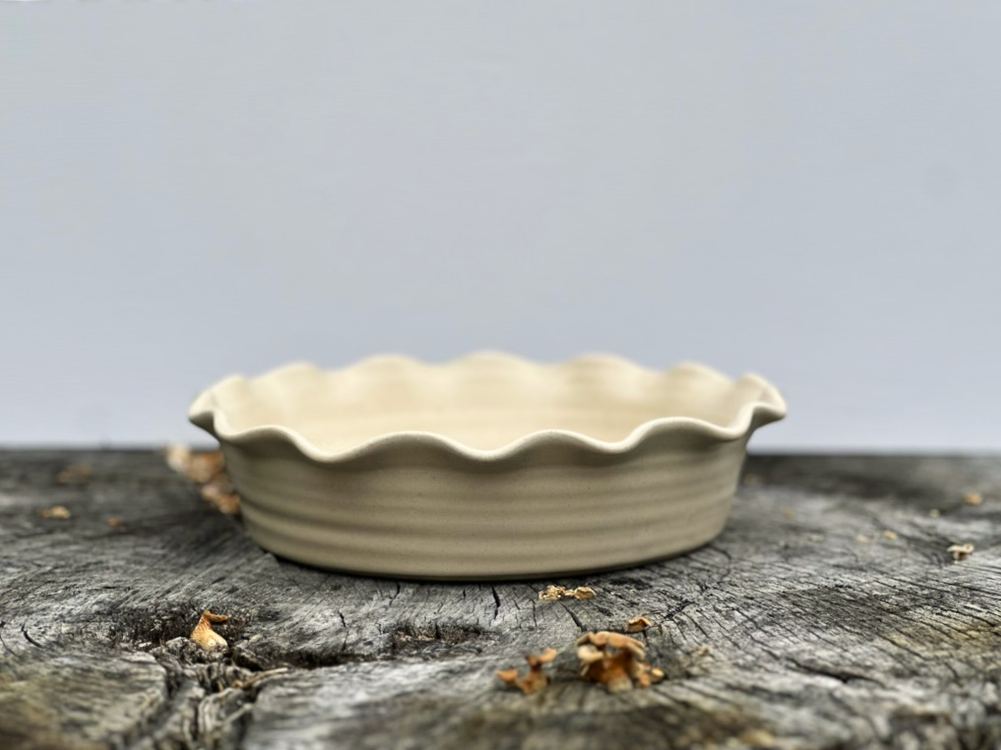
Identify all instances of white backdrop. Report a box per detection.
[2,2,999,450]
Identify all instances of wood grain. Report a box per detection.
[1,450,999,749]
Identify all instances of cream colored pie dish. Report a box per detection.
[189,353,787,580]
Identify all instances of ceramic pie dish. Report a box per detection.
[188,353,786,580]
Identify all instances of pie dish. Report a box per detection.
[188,353,786,580]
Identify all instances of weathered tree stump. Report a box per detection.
[1,450,999,749]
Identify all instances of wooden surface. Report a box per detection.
[1,450,1000,750]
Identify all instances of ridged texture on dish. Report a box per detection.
[223,437,747,579]
[190,353,787,579]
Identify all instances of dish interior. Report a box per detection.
[213,360,770,452]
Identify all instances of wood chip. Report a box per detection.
[538,585,595,601]
[56,464,92,484]
[200,478,241,515]
[576,631,662,692]
[964,493,983,506]
[882,530,898,541]
[190,610,229,652]
[166,444,240,515]
[739,728,778,748]
[167,445,226,483]
[947,543,974,562]
[39,505,71,519]
[625,615,651,633]
[165,444,194,475]
[539,585,566,601]
[496,647,558,694]
[495,668,519,684]
[187,451,226,484]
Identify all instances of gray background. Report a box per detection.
[2,2,999,450]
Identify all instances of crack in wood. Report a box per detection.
[490,586,501,624]
[18,624,45,649]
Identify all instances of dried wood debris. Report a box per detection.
[538,585,595,601]
[625,616,651,633]
[538,586,563,600]
[187,451,226,483]
[498,628,669,695]
[190,610,230,652]
[166,445,225,482]
[199,477,241,516]
[165,444,194,475]
[857,531,901,544]
[56,464,92,484]
[39,505,71,519]
[947,543,974,562]
[496,648,558,694]
[577,631,664,692]
[964,493,983,506]
[165,445,240,515]
[740,728,779,748]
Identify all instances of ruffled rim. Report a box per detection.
[189,353,787,463]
